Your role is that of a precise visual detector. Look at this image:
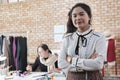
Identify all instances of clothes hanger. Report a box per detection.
[103,31,115,40]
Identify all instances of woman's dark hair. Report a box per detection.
[66,3,92,34]
[37,44,52,54]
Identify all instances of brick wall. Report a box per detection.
[0,0,119,75]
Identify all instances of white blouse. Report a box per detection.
[58,28,107,75]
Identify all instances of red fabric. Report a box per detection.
[107,39,116,62]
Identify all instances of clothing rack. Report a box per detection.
[0,31,31,56]
[0,31,29,72]
[0,31,30,53]
[0,31,31,38]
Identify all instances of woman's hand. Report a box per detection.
[49,68,61,73]
[26,65,32,72]
[66,52,98,64]
[54,68,61,73]
[90,52,98,59]
[67,55,72,64]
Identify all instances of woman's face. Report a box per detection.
[71,7,90,32]
[38,47,49,58]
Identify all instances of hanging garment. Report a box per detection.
[0,36,3,55]
[17,37,27,73]
[107,39,116,62]
[0,35,5,55]
[9,36,16,70]
[12,37,18,70]
[2,37,10,66]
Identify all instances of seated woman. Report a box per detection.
[26,44,59,72]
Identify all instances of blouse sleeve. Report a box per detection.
[58,37,71,75]
[55,61,58,68]
[70,35,107,71]
[32,57,39,71]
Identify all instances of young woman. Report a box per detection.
[26,44,59,72]
[58,3,107,80]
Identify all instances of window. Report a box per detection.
[54,25,66,43]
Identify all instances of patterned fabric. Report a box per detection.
[40,54,58,72]
[67,71,103,80]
